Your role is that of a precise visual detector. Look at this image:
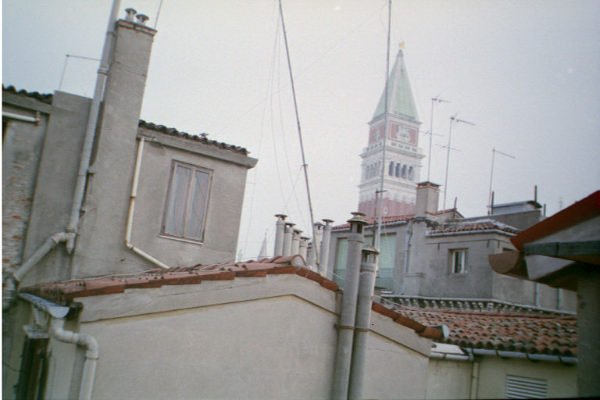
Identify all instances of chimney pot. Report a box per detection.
[125,8,137,21]
[136,13,149,25]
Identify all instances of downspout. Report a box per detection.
[400,219,413,294]
[19,293,99,400]
[469,359,480,400]
[348,246,379,400]
[65,0,121,253]
[3,232,70,310]
[50,318,99,400]
[124,137,169,269]
[331,212,367,400]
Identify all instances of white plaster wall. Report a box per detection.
[426,359,471,399]
[476,357,577,399]
[86,296,338,400]
[362,332,429,400]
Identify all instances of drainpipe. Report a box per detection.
[283,223,294,256]
[50,318,99,400]
[273,214,287,257]
[3,232,71,310]
[19,293,99,400]
[469,359,480,400]
[331,212,367,400]
[291,229,301,255]
[65,0,121,254]
[348,246,379,400]
[320,218,334,277]
[400,219,414,294]
[124,137,169,269]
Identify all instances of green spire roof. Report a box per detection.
[372,49,418,122]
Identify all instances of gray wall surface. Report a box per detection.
[2,94,52,277]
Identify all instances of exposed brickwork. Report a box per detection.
[2,117,47,275]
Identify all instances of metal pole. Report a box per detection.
[278,0,318,269]
[488,148,496,215]
[442,116,455,210]
[427,97,449,182]
[331,213,367,400]
[374,0,392,251]
[348,246,379,400]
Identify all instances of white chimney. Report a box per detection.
[416,181,440,216]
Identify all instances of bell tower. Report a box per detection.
[358,48,425,218]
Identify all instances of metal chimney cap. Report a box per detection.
[362,246,379,255]
[285,222,295,227]
[135,13,149,24]
[347,212,367,225]
[124,8,137,21]
[322,218,334,224]
[275,213,288,219]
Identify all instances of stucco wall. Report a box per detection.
[476,357,577,399]
[426,359,472,399]
[83,296,337,399]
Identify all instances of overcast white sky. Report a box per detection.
[4,0,600,261]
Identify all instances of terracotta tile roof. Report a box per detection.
[428,218,519,236]
[382,299,577,357]
[21,256,445,340]
[138,120,249,155]
[3,85,53,104]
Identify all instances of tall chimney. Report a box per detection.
[291,228,302,255]
[282,222,294,256]
[299,236,309,260]
[331,212,367,399]
[72,8,157,277]
[273,214,287,256]
[320,219,334,277]
[307,222,324,267]
[415,181,440,217]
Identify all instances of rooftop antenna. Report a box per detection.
[374,0,393,252]
[442,115,475,210]
[426,96,450,182]
[278,0,319,269]
[488,147,515,215]
[58,54,101,90]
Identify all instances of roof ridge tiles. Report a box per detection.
[3,85,54,104]
[138,119,249,155]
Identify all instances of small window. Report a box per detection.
[162,161,212,242]
[450,249,467,274]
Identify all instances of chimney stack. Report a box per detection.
[320,219,334,277]
[291,229,302,255]
[125,8,137,21]
[273,214,287,257]
[415,181,440,216]
[282,222,294,256]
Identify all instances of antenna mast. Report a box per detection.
[374,0,393,250]
[278,0,319,269]
[442,115,475,210]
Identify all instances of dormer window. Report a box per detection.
[162,160,212,243]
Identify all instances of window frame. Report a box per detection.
[161,160,213,244]
[449,248,467,274]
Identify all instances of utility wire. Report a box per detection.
[278,0,319,269]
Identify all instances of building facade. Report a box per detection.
[3,10,256,398]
